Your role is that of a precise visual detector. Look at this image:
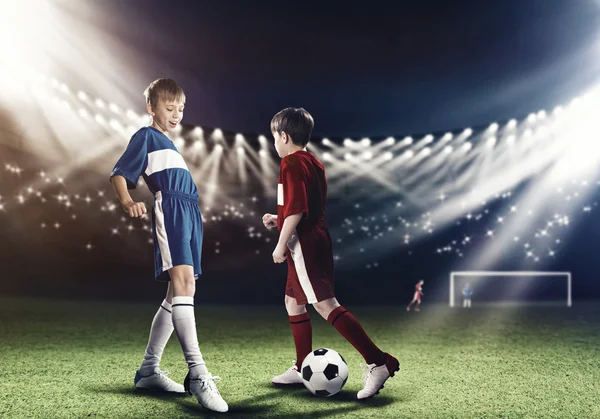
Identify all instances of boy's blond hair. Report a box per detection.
[143,78,186,110]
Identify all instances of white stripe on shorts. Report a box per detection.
[154,191,173,272]
[145,149,189,176]
[287,232,318,304]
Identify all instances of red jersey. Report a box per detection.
[277,151,328,232]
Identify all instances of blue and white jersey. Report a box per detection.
[462,286,473,298]
[111,126,197,196]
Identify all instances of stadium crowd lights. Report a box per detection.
[28,74,600,214]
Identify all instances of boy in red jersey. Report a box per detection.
[262,107,399,399]
[406,280,424,312]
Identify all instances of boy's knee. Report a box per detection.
[170,275,195,296]
[285,295,306,315]
[313,298,339,319]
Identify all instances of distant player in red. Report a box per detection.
[262,107,399,399]
[406,280,424,312]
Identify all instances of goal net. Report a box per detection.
[449,271,572,307]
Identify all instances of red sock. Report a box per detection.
[289,312,312,370]
[327,306,386,366]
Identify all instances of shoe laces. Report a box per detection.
[154,369,171,380]
[198,374,222,395]
[360,363,376,387]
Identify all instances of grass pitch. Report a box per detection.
[1,297,599,418]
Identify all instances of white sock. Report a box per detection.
[140,299,174,376]
[172,296,208,378]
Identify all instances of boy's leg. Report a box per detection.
[314,298,399,399]
[169,265,208,377]
[139,283,175,375]
[134,282,185,393]
[315,298,388,366]
[272,295,310,385]
[170,265,228,412]
[287,295,312,370]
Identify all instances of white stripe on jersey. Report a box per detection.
[277,184,284,206]
[287,232,318,304]
[154,191,173,272]
[145,149,189,176]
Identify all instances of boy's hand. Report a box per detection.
[123,201,147,218]
[262,213,277,229]
[272,243,287,263]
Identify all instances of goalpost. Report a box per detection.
[449,271,572,307]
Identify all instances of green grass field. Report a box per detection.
[1,297,599,418]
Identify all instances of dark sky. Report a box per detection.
[103,0,600,137]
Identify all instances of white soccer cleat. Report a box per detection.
[272,365,303,385]
[357,354,400,399]
[184,372,229,413]
[134,369,186,393]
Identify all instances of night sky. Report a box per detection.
[101,0,600,137]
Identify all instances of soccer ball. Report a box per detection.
[301,348,349,397]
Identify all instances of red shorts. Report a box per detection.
[285,228,335,305]
[413,291,421,302]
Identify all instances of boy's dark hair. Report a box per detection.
[144,78,186,110]
[270,107,314,147]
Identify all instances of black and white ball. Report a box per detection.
[301,348,349,397]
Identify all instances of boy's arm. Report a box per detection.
[111,175,147,217]
[272,212,303,263]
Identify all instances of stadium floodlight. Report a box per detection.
[212,128,223,139]
[449,271,572,307]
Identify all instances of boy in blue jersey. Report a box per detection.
[110,78,228,413]
[462,282,473,308]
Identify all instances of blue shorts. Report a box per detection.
[152,191,203,281]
